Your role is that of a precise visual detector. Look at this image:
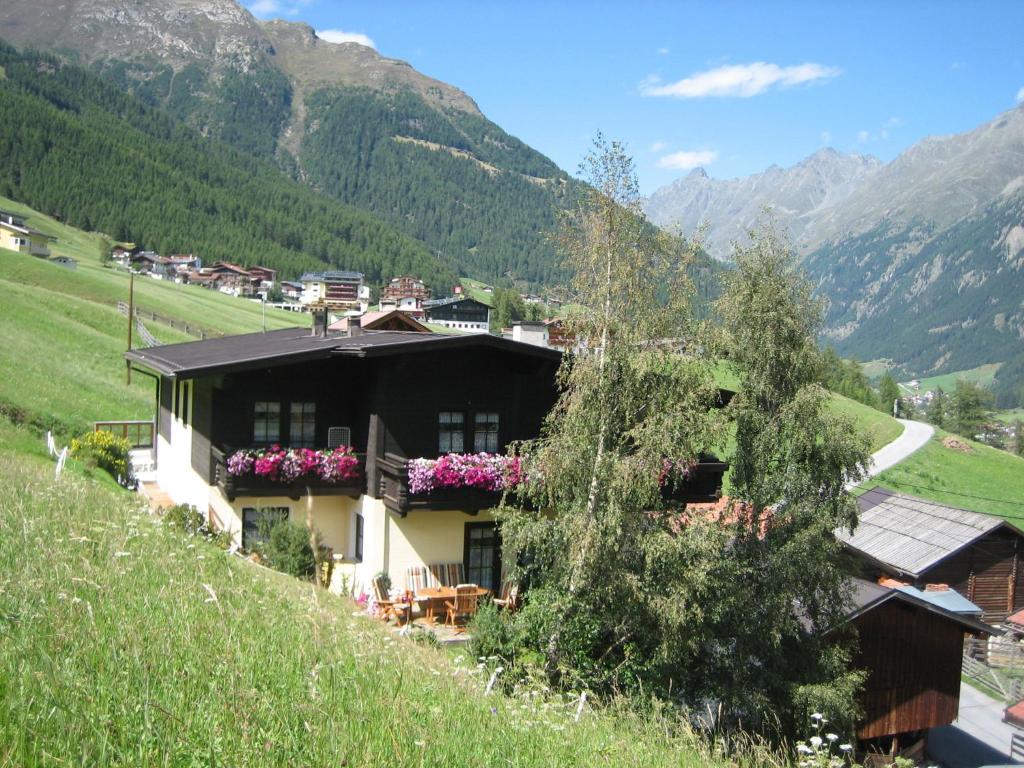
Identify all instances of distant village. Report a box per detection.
[110,245,570,350]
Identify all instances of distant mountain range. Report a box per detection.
[646,106,1024,407]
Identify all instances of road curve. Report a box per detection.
[846,418,935,490]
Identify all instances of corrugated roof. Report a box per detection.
[837,487,1016,578]
[842,577,995,636]
[298,271,364,282]
[125,326,560,378]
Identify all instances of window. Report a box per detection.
[474,412,500,452]
[241,506,288,550]
[181,381,190,427]
[354,513,364,561]
[438,411,465,453]
[253,401,280,444]
[289,402,316,447]
[464,522,501,590]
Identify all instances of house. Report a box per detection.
[380,276,431,317]
[131,251,175,278]
[839,487,1024,621]
[246,266,278,295]
[837,578,994,752]
[124,320,563,594]
[509,321,549,348]
[422,296,492,334]
[205,262,260,296]
[329,310,430,334]
[0,210,54,257]
[280,281,304,302]
[300,271,370,313]
[111,245,141,265]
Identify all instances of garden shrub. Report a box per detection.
[160,504,204,535]
[70,429,131,483]
[257,519,326,580]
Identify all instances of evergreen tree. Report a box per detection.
[950,380,992,439]
[1013,419,1024,458]
[929,386,948,428]
[877,373,901,416]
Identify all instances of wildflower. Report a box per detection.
[797,745,813,755]
[414,740,425,747]
[810,712,823,722]
[839,744,853,752]
[113,551,131,557]
[826,733,838,742]
[809,736,823,749]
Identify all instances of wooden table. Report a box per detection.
[416,586,490,624]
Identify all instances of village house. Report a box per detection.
[0,210,53,257]
[422,296,492,333]
[839,487,1024,621]
[329,309,430,334]
[300,271,370,313]
[380,275,431,318]
[280,280,303,302]
[130,251,175,278]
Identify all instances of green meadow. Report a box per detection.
[0,422,732,767]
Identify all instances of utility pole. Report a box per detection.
[126,270,135,385]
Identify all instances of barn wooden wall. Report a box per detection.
[923,529,1023,620]
[854,600,963,740]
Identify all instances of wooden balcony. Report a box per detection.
[210,445,366,502]
[376,454,502,517]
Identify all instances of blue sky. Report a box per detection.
[247,0,1024,194]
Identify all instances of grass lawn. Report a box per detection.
[0,421,724,767]
[901,362,1003,393]
[0,196,304,437]
[827,394,905,454]
[993,407,1024,425]
[864,428,1024,524]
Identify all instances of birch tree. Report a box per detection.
[496,136,726,692]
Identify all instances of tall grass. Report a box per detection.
[0,426,739,767]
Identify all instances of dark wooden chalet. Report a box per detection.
[837,579,994,749]
[839,487,1024,621]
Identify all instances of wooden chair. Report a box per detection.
[493,580,519,612]
[406,565,432,595]
[445,584,480,632]
[372,575,409,625]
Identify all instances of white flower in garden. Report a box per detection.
[826,733,838,742]
[797,744,813,755]
[809,735,823,749]
[810,712,823,721]
[840,743,853,752]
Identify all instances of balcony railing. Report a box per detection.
[376,453,729,515]
[95,420,155,449]
[377,454,502,516]
[211,445,366,502]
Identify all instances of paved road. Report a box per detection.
[846,418,935,490]
[929,682,1021,767]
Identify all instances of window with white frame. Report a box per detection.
[289,401,316,447]
[474,411,500,452]
[253,401,280,444]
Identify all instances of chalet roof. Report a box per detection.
[843,577,995,635]
[0,218,54,239]
[329,310,429,333]
[837,487,1022,578]
[125,326,560,378]
[422,296,489,309]
[299,270,363,282]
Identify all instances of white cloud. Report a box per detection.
[641,61,840,99]
[649,140,668,152]
[317,28,376,49]
[1017,87,1024,103]
[657,47,670,56]
[656,149,718,170]
[820,130,832,145]
[857,130,870,144]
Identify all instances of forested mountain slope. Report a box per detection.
[0,0,579,285]
[0,42,451,287]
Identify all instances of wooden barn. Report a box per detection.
[838,487,1024,621]
[840,579,994,749]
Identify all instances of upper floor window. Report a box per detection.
[253,401,280,444]
[290,402,316,448]
[438,411,465,453]
[474,412,500,452]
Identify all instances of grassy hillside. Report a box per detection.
[865,428,1024,523]
[0,196,303,436]
[0,420,724,766]
[0,42,450,287]
[900,362,1003,393]
[828,394,904,453]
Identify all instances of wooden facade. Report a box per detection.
[852,598,965,740]
[918,529,1024,620]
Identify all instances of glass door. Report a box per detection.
[464,522,502,590]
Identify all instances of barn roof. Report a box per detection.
[125,326,560,378]
[837,487,1023,578]
[844,578,995,636]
